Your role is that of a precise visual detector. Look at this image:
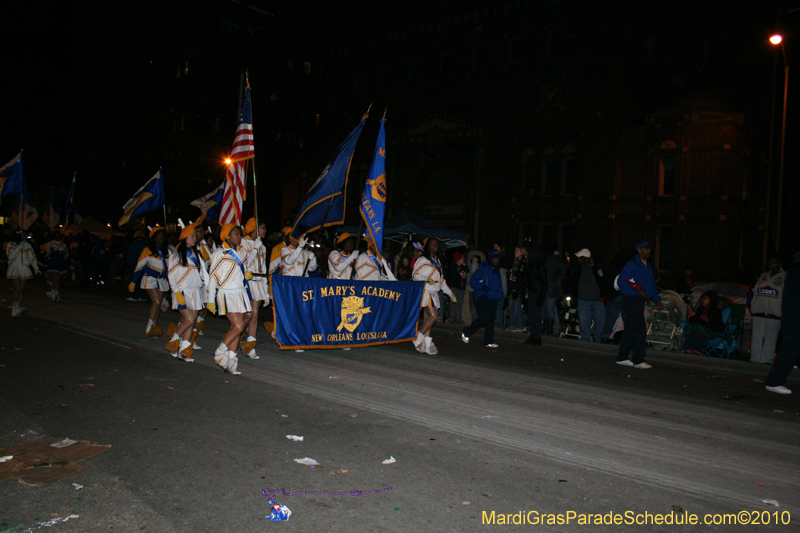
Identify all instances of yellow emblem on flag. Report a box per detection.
[337,296,371,332]
[367,173,387,203]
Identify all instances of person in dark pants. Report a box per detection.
[462,250,504,348]
[765,252,800,394]
[524,250,547,346]
[615,241,662,369]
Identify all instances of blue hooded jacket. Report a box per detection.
[618,254,661,302]
[469,250,504,301]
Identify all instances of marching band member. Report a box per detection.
[280,233,317,277]
[240,217,269,359]
[206,224,253,375]
[328,233,359,279]
[193,224,214,336]
[269,227,291,276]
[166,219,208,362]
[45,231,69,301]
[6,232,41,317]
[412,237,456,355]
[128,226,169,336]
[354,242,396,281]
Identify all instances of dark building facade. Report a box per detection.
[310,0,794,284]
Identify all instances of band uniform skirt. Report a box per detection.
[217,288,253,315]
[173,287,205,311]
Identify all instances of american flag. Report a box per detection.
[220,84,254,225]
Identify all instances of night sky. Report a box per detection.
[3,0,799,234]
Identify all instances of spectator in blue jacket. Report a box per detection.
[615,241,662,369]
[462,249,504,348]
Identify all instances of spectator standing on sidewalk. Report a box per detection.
[615,241,661,369]
[446,252,468,325]
[574,248,605,342]
[462,249,504,348]
[524,248,547,346]
[749,256,786,364]
[765,252,800,394]
[600,249,630,343]
[542,247,565,336]
[507,246,529,332]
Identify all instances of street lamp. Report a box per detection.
[771,34,789,253]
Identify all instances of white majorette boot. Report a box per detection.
[165,333,180,357]
[226,351,242,375]
[178,340,195,362]
[241,336,259,359]
[413,332,425,353]
[214,342,229,370]
[11,303,21,317]
[191,329,201,350]
[424,336,438,355]
[195,316,205,335]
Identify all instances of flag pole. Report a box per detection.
[160,167,167,229]
[18,150,24,231]
[65,171,75,229]
[301,196,334,277]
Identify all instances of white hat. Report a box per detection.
[576,248,591,258]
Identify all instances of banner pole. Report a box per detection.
[301,196,335,277]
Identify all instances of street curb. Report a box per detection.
[434,321,790,380]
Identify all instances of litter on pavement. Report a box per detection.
[266,500,292,522]
[50,439,78,448]
[0,437,110,487]
[286,435,304,442]
[293,457,320,466]
[762,499,780,507]
[382,456,396,464]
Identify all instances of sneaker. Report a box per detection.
[616,359,634,367]
[766,385,792,395]
[461,333,469,344]
[484,343,499,348]
[633,362,652,369]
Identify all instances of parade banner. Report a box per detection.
[272,275,425,350]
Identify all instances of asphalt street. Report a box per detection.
[1,279,799,532]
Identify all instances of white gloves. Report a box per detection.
[298,237,308,249]
[351,250,360,260]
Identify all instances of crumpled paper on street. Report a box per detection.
[382,456,396,465]
[294,457,320,466]
[286,435,304,442]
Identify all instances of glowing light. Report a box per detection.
[770,34,783,45]
[107,223,111,227]
[225,158,232,165]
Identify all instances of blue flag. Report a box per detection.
[291,112,368,239]
[119,169,165,226]
[190,182,225,220]
[360,118,387,258]
[0,152,23,197]
[45,187,60,230]
[11,180,38,230]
